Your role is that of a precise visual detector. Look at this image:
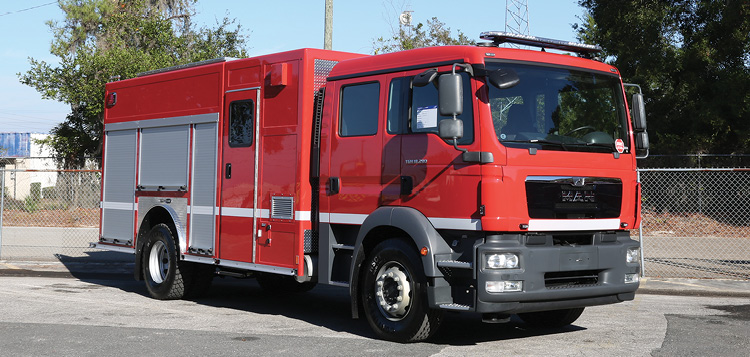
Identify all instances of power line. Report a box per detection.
[0,2,57,18]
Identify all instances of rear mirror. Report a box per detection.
[631,93,647,131]
[413,68,438,87]
[438,118,463,140]
[488,69,520,89]
[635,131,649,159]
[438,73,463,116]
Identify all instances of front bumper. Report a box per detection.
[431,231,640,314]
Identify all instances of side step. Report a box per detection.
[436,260,472,269]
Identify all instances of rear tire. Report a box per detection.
[142,223,186,300]
[518,307,585,328]
[361,239,442,342]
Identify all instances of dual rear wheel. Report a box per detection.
[142,223,214,300]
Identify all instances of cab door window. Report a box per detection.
[387,72,474,144]
[339,82,380,137]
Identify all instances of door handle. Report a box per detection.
[329,177,340,195]
[225,163,232,179]
[400,176,413,195]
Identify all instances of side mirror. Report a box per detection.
[438,118,463,140]
[488,69,520,89]
[635,131,649,159]
[438,73,463,116]
[413,68,438,87]
[631,92,649,159]
[631,93,647,131]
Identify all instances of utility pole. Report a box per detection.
[324,0,333,50]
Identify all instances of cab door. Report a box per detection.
[326,78,389,224]
[219,88,260,263]
[393,70,482,229]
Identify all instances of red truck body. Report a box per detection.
[96,35,645,342]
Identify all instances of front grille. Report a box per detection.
[544,270,600,289]
[526,176,622,219]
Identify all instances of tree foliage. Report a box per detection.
[575,0,750,155]
[373,16,473,54]
[20,0,248,168]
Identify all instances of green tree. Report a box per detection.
[575,1,750,155]
[20,0,248,168]
[373,16,473,54]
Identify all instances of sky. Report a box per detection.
[0,0,584,134]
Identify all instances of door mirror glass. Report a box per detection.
[438,73,463,116]
[631,93,647,131]
[438,118,463,140]
[635,131,649,159]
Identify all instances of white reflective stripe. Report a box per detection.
[428,217,482,230]
[326,213,368,225]
[101,201,134,210]
[528,218,620,231]
[189,205,216,215]
[295,211,311,221]
[256,208,270,219]
[214,208,309,221]
[221,207,254,217]
[320,212,481,230]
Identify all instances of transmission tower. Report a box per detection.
[505,0,530,47]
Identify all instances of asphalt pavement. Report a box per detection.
[3,259,749,298]
[1,259,749,356]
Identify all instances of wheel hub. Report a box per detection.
[375,264,412,320]
[148,240,170,284]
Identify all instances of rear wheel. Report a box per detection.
[517,307,585,328]
[361,239,442,342]
[142,223,186,300]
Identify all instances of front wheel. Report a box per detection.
[361,239,442,342]
[517,307,585,328]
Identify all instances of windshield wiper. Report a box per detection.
[566,142,615,151]
[529,139,569,151]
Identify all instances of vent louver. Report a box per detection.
[271,196,294,220]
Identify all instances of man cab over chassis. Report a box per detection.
[94,32,648,342]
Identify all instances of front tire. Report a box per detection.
[142,223,186,300]
[361,239,442,342]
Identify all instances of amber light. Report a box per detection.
[420,247,429,256]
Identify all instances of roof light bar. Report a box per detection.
[480,31,602,55]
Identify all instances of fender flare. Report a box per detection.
[348,206,452,318]
[133,204,186,280]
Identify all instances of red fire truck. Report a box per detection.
[94,32,648,342]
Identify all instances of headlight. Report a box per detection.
[626,247,640,264]
[485,253,519,269]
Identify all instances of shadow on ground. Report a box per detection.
[38,256,588,345]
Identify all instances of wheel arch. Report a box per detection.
[348,206,452,318]
[134,205,185,280]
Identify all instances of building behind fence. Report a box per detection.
[1,157,749,280]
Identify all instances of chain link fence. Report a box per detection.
[638,168,750,279]
[1,166,101,261]
[1,162,749,280]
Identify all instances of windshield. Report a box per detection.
[487,62,629,153]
